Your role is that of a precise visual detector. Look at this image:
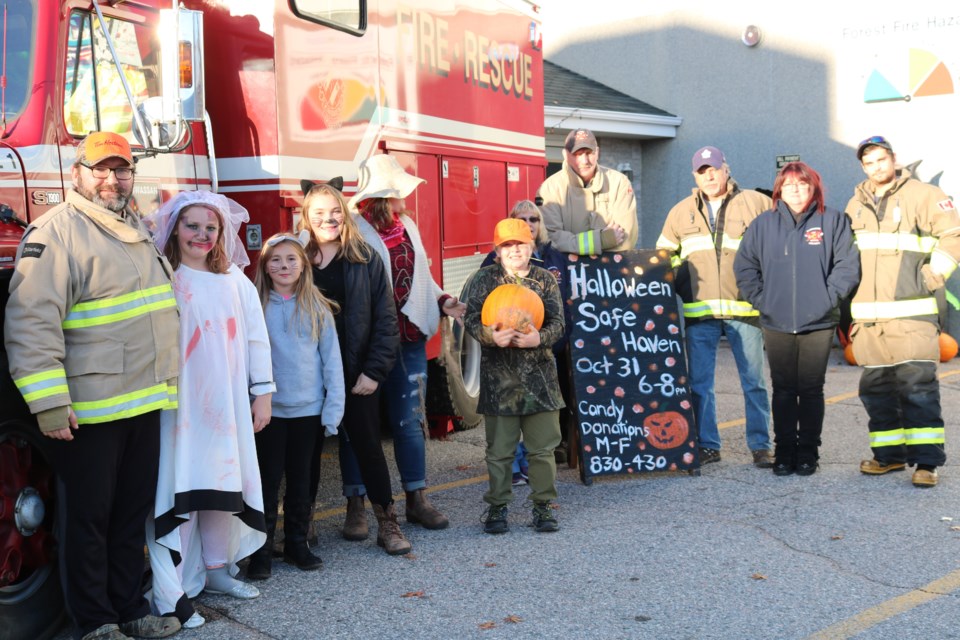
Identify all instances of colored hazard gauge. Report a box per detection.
[864,48,954,103]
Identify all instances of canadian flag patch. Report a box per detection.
[938,198,955,211]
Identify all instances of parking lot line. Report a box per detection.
[805,569,960,640]
[801,368,960,638]
[312,474,489,522]
[719,369,960,431]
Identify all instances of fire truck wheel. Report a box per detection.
[0,420,66,640]
[430,312,481,431]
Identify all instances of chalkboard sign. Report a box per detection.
[566,250,698,483]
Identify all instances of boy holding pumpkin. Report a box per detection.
[463,218,566,534]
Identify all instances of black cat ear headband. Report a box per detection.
[300,177,344,195]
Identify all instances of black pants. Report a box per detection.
[763,328,833,465]
[859,360,946,467]
[309,389,394,507]
[46,411,160,638]
[256,415,322,545]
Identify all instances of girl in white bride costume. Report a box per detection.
[145,190,274,629]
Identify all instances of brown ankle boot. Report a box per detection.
[372,503,412,556]
[405,489,449,529]
[341,496,369,541]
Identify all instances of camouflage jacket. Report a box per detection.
[463,264,565,416]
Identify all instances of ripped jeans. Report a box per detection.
[340,340,428,495]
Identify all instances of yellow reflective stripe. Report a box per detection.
[850,298,938,320]
[72,383,176,424]
[577,231,597,256]
[670,255,682,269]
[904,427,945,445]
[853,231,937,253]
[930,250,958,279]
[682,299,759,318]
[678,235,714,260]
[15,368,70,403]
[721,235,742,251]
[655,235,679,251]
[69,285,172,312]
[166,382,178,409]
[869,428,905,447]
[63,285,177,329]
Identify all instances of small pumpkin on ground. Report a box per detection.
[940,332,958,362]
[844,343,858,366]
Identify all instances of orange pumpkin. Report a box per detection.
[481,283,544,333]
[644,411,689,451]
[940,333,958,362]
[844,343,858,366]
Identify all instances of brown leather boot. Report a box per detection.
[372,503,412,556]
[405,489,449,529]
[341,496,369,541]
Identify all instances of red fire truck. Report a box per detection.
[0,1,544,637]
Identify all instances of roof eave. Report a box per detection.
[544,106,683,141]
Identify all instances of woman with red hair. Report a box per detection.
[734,162,860,476]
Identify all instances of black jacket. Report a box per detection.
[313,249,398,386]
[734,201,860,334]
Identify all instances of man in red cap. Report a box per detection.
[657,146,773,469]
[537,128,637,254]
[4,132,181,640]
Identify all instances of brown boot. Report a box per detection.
[405,489,449,529]
[341,496,369,541]
[372,503,412,556]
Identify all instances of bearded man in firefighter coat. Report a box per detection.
[4,132,181,640]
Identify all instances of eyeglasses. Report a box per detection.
[781,182,811,191]
[81,163,134,180]
[516,216,541,223]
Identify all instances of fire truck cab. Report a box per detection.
[0,1,544,637]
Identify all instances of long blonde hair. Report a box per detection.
[254,233,339,342]
[297,184,372,264]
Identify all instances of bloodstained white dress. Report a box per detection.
[147,264,274,619]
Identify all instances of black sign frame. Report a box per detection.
[565,250,699,484]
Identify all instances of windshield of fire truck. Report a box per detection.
[1,1,34,125]
[63,9,162,142]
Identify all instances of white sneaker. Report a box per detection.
[184,613,205,629]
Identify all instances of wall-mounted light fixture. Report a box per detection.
[617,162,634,182]
[742,25,762,47]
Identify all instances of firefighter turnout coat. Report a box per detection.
[538,161,638,254]
[657,179,772,325]
[4,190,180,432]
[844,172,960,365]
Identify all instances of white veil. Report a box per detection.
[146,190,251,269]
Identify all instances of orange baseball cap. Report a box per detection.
[493,218,534,247]
[82,132,134,165]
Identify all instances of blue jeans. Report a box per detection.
[340,340,427,495]
[685,319,771,451]
[512,441,529,474]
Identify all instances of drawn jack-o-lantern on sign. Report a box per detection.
[644,411,689,450]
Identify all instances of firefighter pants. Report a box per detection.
[46,411,161,638]
[859,361,946,467]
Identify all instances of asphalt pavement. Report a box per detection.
[53,343,960,639]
